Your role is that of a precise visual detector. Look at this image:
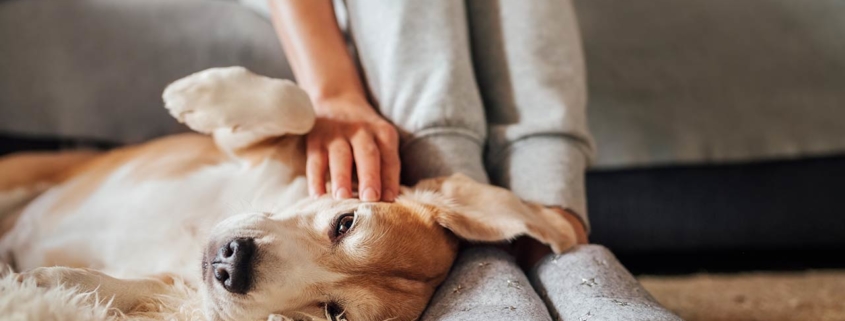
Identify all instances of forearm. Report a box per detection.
[268,0,367,106]
[268,0,401,202]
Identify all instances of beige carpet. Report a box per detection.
[639,270,845,321]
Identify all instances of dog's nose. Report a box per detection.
[211,238,255,294]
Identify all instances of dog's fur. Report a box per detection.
[0,67,576,321]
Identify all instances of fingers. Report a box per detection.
[305,116,401,202]
[375,126,400,202]
[327,138,353,199]
[351,133,382,202]
[306,137,328,197]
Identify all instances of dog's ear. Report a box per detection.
[409,174,577,254]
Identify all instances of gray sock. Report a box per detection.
[422,246,552,321]
[530,245,683,321]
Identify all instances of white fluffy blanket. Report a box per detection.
[0,274,203,321]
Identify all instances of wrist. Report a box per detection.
[310,89,370,113]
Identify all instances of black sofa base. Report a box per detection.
[588,156,845,253]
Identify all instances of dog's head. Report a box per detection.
[201,174,577,321]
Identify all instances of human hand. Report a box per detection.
[306,94,400,202]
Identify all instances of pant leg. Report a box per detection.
[343,0,489,184]
[530,245,683,321]
[466,0,594,228]
[422,247,553,321]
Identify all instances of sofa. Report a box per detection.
[1,0,844,261]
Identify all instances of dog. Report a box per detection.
[0,67,577,321]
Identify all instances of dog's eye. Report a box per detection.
[332,213,356,239]
[324,302,347,321]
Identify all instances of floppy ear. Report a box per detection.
[410,174,577,254]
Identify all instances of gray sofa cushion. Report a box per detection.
[0,0,293,144]
[2,0,843,169]
[576,0,845,169]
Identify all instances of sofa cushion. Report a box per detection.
[0,0,293,144]
[576,0,845,169]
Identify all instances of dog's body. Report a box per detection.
[2,133,308,280]
[0,67,576,321]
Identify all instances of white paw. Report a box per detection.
[162,66,315,137]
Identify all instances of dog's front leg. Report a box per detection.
[16,267,174,313]
[163,67,315,158]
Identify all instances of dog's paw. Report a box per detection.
[162,67,315,137]
[15,267,103,291]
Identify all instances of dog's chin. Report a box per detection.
[200,283,231,321]
[200,279,269,321]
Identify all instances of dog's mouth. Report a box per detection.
[203,238,256,294]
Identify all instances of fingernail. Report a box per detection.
[334,187,351,199]
[383,190,395,202]
[310,189,324,199]
[362,187,379,202]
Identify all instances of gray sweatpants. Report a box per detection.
[343,0,592,226]
[338,1,682,320]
